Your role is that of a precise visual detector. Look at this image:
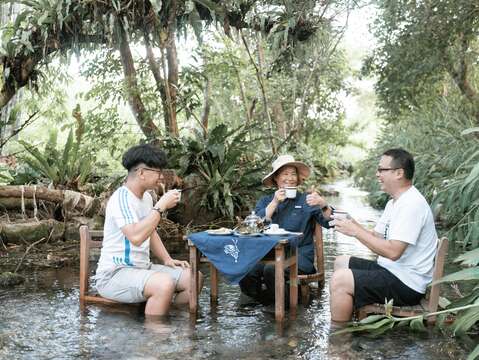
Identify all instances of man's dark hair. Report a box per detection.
[122,144,167,171]
[383,148,414,180]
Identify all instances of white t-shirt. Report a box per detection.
[96,186,153,276]
[374,186,438,293]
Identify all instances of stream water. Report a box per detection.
[0,180,474,359]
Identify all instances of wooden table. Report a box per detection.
[186,237,298,322]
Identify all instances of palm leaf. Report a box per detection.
[59,129,74,181]
[432,267,479,284]
[466,344,479,360]
[332,317,394,335]
[455,248,479,267]
[19,140,59,183]
[451,302,479,335]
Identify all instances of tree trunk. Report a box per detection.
[166,42,179,136]
[157,0,179,137]
[144,31,170,140]
[272,102,287,139]
[240,31,276,154]
[117,23,160,140]
[201,77,211,137]
[231,59,251,124]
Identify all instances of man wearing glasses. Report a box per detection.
[95,144,202,316]
[329,148,438,323]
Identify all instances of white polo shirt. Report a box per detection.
[374,186,438,293]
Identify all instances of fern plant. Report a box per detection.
[19,128,93,190]
[167,123,271,219]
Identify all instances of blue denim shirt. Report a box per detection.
[255,192,331,274]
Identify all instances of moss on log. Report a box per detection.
[0,272,25,287]
[0,219,65,245]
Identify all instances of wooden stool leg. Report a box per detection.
[210,263,218,304]
[300,285,310,304]
[289,245,298,315]
[275,245,285,322]
[189,244,199,314]
[79,225,91,306]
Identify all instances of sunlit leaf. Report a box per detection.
[433,268,479,284]
[333,318,394,335]
[455,248,479,266]
[409,317,426,332]
[461,127,479,136]
[466,343,479,360]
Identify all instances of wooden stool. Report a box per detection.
[357,237,448,324]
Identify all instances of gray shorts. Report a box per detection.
[95,264,184,303]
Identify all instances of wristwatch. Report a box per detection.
[153,207,164,216]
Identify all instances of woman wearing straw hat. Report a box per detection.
[239,154,333,305]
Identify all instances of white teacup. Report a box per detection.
[269,223,280,232]
[174,189,182,202]
[333,210,349,220]
[285,187,297,199]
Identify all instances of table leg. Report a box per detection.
[275,244,285,322]
[289,245,298,318]
[189,244,199,314]
[210,263,218,304]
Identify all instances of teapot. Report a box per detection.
[236,211,264,234]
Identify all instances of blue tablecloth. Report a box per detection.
[188,232,301,284]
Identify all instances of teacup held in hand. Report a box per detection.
[332,210,349,219]
[285,187,297,199]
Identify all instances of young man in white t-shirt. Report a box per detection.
[329,148,438,322]
[95,144,203,316]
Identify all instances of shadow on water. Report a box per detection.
[0,180,473,359]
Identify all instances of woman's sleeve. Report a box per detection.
[254,195,271,218]
[312,207,332,229]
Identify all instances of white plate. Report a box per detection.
[234,232,263,237]
[264,229,290,235]
[206,229,233,236]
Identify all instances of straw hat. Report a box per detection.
[262,155,310,187]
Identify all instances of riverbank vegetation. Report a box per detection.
[351,1,479,356]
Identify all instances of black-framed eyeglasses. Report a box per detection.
[135,167,163,175]
[377,167,401,173]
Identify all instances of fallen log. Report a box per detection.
[0,197,56,210]
[0,219,65,245]
[0,185,99,216]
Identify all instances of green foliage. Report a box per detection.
[0,163,13,185]
[364,0,479,119]
[164,123,270,219]
[18,127,94,189]
[468,344,479,360]
[355,97,479,246]
[79,50,152,155]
